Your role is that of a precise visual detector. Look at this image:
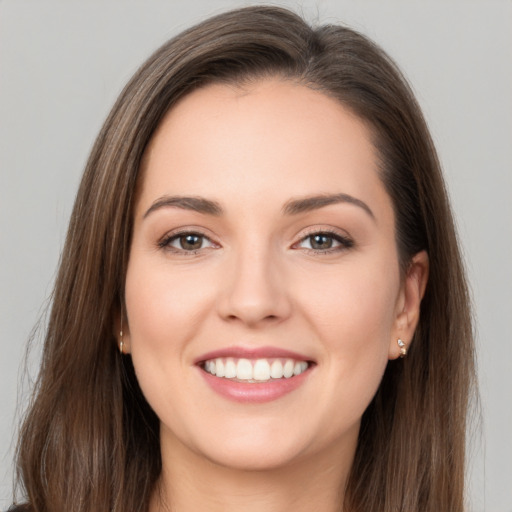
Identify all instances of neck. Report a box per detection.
[151,431,356,512]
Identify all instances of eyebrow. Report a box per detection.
[143,195,223,218]
[282,193,375,219]
[143,192,374,220]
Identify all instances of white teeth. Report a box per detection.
[206,360,216,376]
[270,360,284,379]
[203,357,309,381]
[216,358,225,378]
[224,358,237,378]
[293,361,308,376]
[236,358,253,380]
[253,359,270,381]
[283,359,294,378]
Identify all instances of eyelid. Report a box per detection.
[292,226,354,253]
[156,225,353,255]
[157,227,220,254]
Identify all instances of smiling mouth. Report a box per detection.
[200,357,312,382]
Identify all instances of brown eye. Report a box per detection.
[160,231,216,253]
[296,231,354,253]
[309,234,333,250]
[179,234,204,250]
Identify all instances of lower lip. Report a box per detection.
[198,366,312,403]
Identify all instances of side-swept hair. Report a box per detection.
[15,6,475,512]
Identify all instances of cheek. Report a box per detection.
[122,259,207,414]
[124,258,215,354]
[298,259,399,415]
[299,257,399,347]
[123,257,213,430]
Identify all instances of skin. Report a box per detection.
[121,79,428,512]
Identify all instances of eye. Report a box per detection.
[296,231,354,252]
[159,231,216,253]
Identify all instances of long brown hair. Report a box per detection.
[14,6,475,512]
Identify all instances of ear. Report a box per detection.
[388,250,429,359]
[114,309,131,354]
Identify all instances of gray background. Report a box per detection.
[1,1,511,510]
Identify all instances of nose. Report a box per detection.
[217,243,292,327]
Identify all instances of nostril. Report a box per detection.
[225,312,280,324]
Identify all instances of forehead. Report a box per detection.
[138,79,390,220]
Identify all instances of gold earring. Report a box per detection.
[398,338,407,358]
[119,315,124,355]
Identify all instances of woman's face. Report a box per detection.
[124,79,424,471]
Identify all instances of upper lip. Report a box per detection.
[194,346,315,365]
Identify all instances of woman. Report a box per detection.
[11,6,475,512]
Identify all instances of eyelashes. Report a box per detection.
[293,231,354,253]
[158,230,218,254]
[158,228,354,256]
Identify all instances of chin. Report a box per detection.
[166,418,314,472]
[201,439,307,472]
